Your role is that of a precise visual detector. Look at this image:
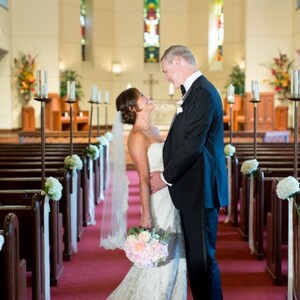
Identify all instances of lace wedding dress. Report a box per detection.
[107,143,187,300]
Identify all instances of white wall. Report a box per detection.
[11,0,59,128]
[0,5,12,129]
[245,0,293,93]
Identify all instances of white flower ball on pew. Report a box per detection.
[84,144,100,160]
[64,154,83,171]
[240,159,259,176]
[0,235,4,251]
[276,176,300,200]
[44,176,63,201]
[224,144,236,157]
[104,131,113,142]
[96,135,109,146]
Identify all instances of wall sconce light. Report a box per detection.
[59,59,65,71]
[239,58,245,70]
[112,62,122,75]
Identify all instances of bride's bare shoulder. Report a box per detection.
[127,130,148,150]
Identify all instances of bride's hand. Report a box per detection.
[140,216,152,229]
[150,171,166,194]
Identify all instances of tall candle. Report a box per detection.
[42,70,48,98]
[36,70,41,97]
[90,84,97,101]
[36,70,48,98]
[251,80,259,101]
[67,81,71,100]
[290,70,294,97]
[105,91,110,104]
[97,90,101,104]
[227,84,235,103]
[294,70,300,98]
[70,81,76,101]
[169,83,175,96]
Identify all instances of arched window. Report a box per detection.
[208,0,224,71]
[80,0,86,61]
[143,0,160,63]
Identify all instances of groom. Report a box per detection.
[150,45,228,300]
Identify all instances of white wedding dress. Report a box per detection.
[107,143,187,300]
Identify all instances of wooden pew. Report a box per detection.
[0,213,26,300]
[0,194,44,300]
[0,150,95,234]
[265,178,288,285]
[0,175,73,261]
[0,189,64,287]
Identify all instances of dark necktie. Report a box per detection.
[180,85,186,97]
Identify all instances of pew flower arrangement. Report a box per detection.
[96,135,109,146]
[44,177,63,201]
[124,226,169,269]
[241,159,259,177]
[84,144,100,160]
[276,176,300,215]
[104,132,113,142]
[0,234,4,251]
[224,144,236,157]
[64,154,83,171]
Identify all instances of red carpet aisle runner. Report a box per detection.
[51,170,287,300]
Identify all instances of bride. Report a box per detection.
[100,87,187,299]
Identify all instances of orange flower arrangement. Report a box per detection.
[265,50,293,98]
[14,52,38,104]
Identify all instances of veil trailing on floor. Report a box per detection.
[100,111,129,250]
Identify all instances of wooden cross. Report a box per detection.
[143,73,158,98]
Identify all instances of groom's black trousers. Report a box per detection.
[180,208,222,300]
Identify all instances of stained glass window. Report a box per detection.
[80,0,86,61]
[216,0,224,62]
[208,0,224,71]
[0,0,8,9]
[143,0,160,63]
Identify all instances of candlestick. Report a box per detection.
[227,84,235,104]
[251,80,259,101]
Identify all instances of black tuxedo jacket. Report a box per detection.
[163,75,228,212]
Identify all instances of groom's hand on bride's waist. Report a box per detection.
[150,171,167,194]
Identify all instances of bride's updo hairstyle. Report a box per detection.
[116,87,141,125]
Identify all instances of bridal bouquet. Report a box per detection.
[124,227,169,268]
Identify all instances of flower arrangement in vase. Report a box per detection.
[14,52,38,106]
[263,49,293,100]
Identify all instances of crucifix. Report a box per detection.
[143,73,158,98]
